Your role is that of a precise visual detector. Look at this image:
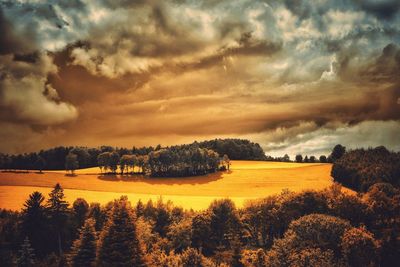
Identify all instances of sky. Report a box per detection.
[0,0,399,158]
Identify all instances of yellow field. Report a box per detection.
[0,161,342,210]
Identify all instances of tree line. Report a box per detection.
[1,181,399,266]
[0,139,261,172]
[265,144,346,163]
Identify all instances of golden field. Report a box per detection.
[0,161,345,210]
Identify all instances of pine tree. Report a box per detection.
[21,191,48,256]
[15,237,35,267]
[69,218,97,267]
[47,183,69,255]
[97,196,145,267]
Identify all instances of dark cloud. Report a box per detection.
[353,0,400,19]
[0,7,36,55]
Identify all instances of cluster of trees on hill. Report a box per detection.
[93,146,229,177]
[146,147,224,177]
[0,139,262,172]
[332,146,400,192]
[1,182,399,266]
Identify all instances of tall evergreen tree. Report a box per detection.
[46,183,69,255]
[15,237,35,267]
[69,218,97,267]
[21,191,48,257]
[97,196,145,267]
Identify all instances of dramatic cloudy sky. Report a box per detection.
[1,0,399,157]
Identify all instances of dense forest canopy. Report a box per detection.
[0,182,399,266]
[0,139,265,171]
[332,146,400,192]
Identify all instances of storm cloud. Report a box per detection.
[0,0,399,156]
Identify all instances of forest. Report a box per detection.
[0,139,263,172]
[0,180,399,267]
[331,146,400,192]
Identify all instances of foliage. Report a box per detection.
[0,138,266,171]
[341,227,379,267]
[96,196,144,266]
[65,152,79,174]
[330,144,346,162]
[46,183,69,255]
[21,191,48,257]
[15,237,35,267]
[295,154,303,163]
[197,139,266,160]
[180,248,214,267]
[332,146,400,191]
[146,146,221,177]
[1,177,400,267]
[72,198,89,228]
[69,218,97,267]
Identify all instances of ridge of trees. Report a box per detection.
[0,139,265,172]
[1,182,399,266]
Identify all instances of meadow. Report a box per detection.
[0,161,344,210]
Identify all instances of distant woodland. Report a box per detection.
[0,139,265,177]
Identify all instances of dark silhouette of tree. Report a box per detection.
[15,237,35,267]
[295,154,303,163]
[109,151,120,174]
[96,197,144,266]
[330,144,346,162]
[309,156,316,163]
[70,148,91,169]
[65,153,79,175]
[167,218,192,253]
[34,156,46,173]
[209,199,241,251]
[69,218,97,267]
[304,156,309,163]
[319,155,327,163]
[191,212,212,255]
[87,203,106,232]
[46,183,69,255]
[21,191,48,257]
[73,198,89,229]
[119,154,131,174]
[283,154,290,162]
[153,198,172,237]
[97,152,110,174]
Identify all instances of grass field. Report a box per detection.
[0,161,346,210]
